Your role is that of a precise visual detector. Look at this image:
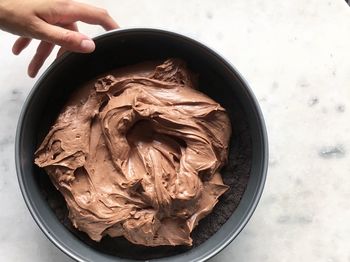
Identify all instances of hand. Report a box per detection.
[0,0,118,78]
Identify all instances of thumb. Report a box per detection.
[36,22,95,53]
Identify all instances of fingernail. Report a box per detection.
[80,39,95,52]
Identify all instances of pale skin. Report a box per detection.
[0,0,118,78]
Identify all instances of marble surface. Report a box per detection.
[1,0,350,261]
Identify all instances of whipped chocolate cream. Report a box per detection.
[35,59,231,246]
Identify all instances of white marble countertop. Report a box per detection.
[1,0,350,261]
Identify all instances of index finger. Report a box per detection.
[67,1,119,30]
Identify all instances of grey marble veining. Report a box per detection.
[1,0,350,261]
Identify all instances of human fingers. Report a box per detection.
[28,40,54,78]
[12,37,32,55]
[65,1,119,30]
[34,22,95,53]
[56,22,78,58]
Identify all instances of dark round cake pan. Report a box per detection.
[15,28,268,262]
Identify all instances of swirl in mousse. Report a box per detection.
[35,59,232,246]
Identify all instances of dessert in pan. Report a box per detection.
[35,58,231,247]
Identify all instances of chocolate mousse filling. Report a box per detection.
[34,59,249,255]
